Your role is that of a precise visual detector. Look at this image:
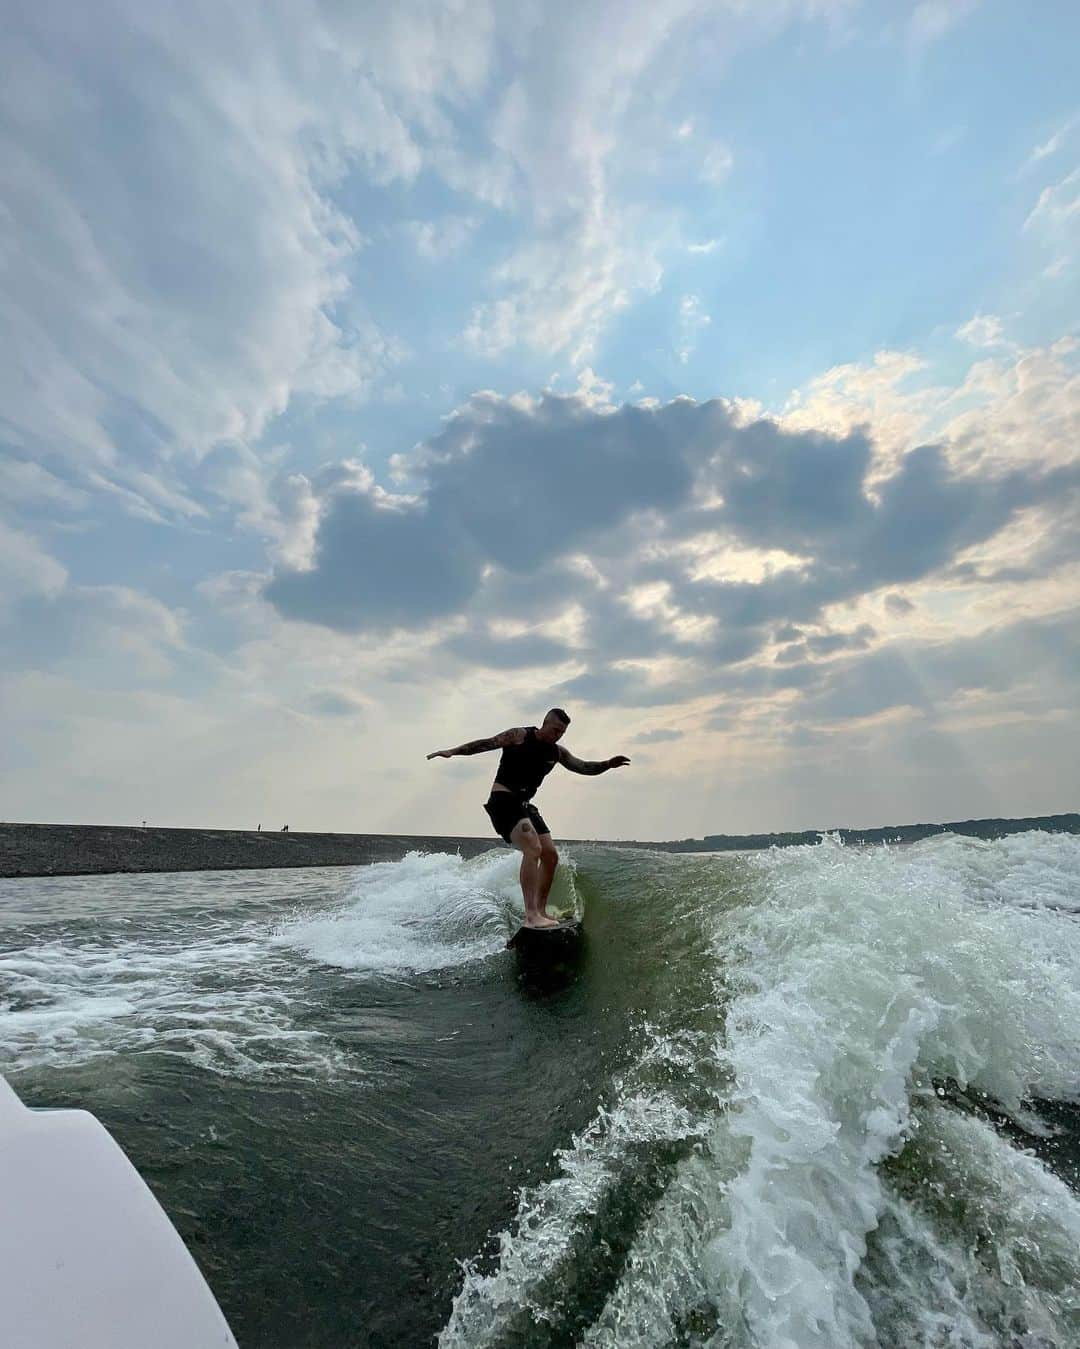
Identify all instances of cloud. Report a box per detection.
[419,392,704,571]
[306,689,368,719]
[782,337,1080,482]
[3,563,187,680]
[796,608,1080,727]
[0,0,492,519]
[781,349,934,468]
[774,624,876,663]
[265,475,483,633]
[0,0,867,536]
[884,592,916,616]
[937,337,1080,473]
[633,727,684,743]
[460,0,848,362]
[1024,168,1080,235]
[202,450,326,570]
[264,349,1080,725]
[1023,167,1080,279]
[458,0,706,361]
[677,294,711,363]
[0,460,90,514]
[442,629,576,669]
[1028,115,1077,165]
[267,388,706,632]
[955,314,1008,348]
[0,522,68,615]
[688,238,724,255]
[463,197,664,363]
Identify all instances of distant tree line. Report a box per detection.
[611,813,1080,853]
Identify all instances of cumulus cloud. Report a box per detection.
[264,361,1080,724]
[266,476,482,632]
[782,337,1080,480]
[938,338,1080,473]
[202,450,324,569]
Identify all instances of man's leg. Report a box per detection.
[536,834,560,918]
[509,819,558,927]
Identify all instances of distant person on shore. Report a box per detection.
[427,708,630,928]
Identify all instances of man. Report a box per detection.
[427,708,630,929]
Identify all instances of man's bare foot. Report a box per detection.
[524,913,560,928]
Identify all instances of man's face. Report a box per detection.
[539,715,568,743]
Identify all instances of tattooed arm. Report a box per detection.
[556,746,631,775]
[426,727,526,760]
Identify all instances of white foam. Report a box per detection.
[864,1105,1080,1347]
[920,828,1080,914]
[698,834,1080,1347]
[2,848,555,1080]
[274,848,578,976]
[0,929,349,1080]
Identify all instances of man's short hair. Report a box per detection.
[546,707,571,726]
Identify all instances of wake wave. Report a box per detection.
[442,832,1080,1348]
[274,847,579,975]
[1,847,545,1080]
[0,923,348,1080]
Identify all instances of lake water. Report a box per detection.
[3,833,1080,1347]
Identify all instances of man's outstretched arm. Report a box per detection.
[557,746,631,775]
[427,728,526,760]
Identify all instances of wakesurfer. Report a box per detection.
[427,708,630,928]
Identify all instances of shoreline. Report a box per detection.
[2,814,1077,880]
[0,823,497,880]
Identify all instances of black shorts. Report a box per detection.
[483,793,550,845]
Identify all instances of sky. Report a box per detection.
[1,0,1078,840]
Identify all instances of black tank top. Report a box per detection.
[495,727,558,799]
